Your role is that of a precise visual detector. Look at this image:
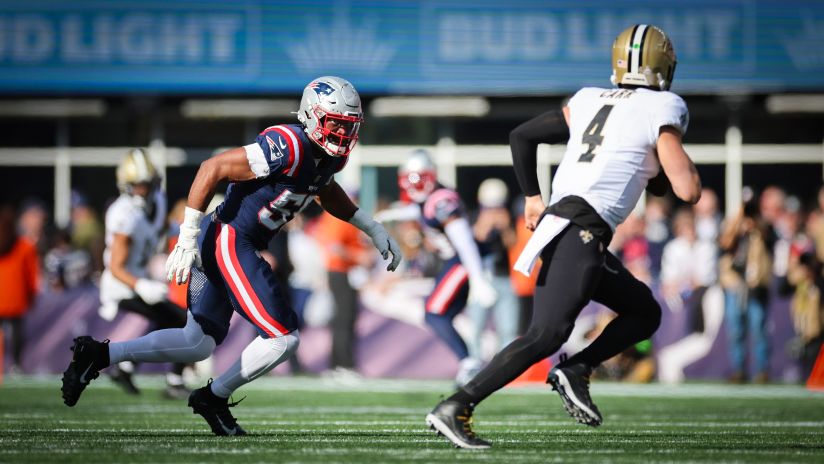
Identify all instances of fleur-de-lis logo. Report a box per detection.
[579,230,594,244]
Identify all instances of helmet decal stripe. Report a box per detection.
[630,24,647,74]
[625,24,639,75]
[637,25,650,70]
[133,150,149,181]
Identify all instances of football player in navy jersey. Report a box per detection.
[426,25,702,449]
[61,76,401,436]
[381,149,498,387]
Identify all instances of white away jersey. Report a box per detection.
[99,194,159,304]
[550,87,689,230]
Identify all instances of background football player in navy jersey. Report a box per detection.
[426,25,702,449]
[380,149,498,387]
[61,76,401,436]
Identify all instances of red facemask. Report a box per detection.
[310,106,363,157]
[398,170,436,203]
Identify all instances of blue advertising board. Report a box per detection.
[0,0,822,95]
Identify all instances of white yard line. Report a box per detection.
[4,375,822,399]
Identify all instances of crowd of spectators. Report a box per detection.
[2,183,823,385]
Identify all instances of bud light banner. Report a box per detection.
[0,0,822,95]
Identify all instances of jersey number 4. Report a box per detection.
[258,189,310,231]
[579,105,614,163]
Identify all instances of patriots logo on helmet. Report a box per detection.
[310,81,335,96]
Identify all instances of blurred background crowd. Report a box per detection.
[2,179,824,386]
[1,0,824,387]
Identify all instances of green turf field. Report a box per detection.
[1,376,822,463]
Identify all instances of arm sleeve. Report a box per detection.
[373,203,422,223]
[509,109,569,197]
[246,126,298,178]
[444,217,486,282]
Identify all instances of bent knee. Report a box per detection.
[522,325,571,358]
[283,330,300,354]
[640,288,662,333]
[647,301,662,334]
[193,336,216,361]
[268,330,300,357]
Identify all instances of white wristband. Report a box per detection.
[183,206,204,228]
[179,206,204,243]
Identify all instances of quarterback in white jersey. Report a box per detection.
[552,86,689,230]
[428,24,701,449]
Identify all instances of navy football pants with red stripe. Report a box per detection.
[424,256,470,360]
[188,217,298,345]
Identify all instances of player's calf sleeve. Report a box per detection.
[210,331,300,399]
[108,312,216,365]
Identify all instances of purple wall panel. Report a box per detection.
[4,284,802,382]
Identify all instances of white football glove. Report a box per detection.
[468,278,498,309]
[165,206,204,284]
[134,278,169,305]
[348,209,402,272]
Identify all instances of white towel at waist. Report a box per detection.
[513,214,571,276]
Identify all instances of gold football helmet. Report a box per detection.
[116,148,158,193]
[610,24,676,91]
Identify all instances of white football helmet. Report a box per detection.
[116,148,158,195]
[398,149,437,204]
[477,178,508,208]
[610,24,676,91]
[296,76,363,157]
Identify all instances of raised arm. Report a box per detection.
[186,147,257,212]
[318,179,402,272]
[316,179,358,221]
[657,126,702,204]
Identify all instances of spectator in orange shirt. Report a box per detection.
[316,209,372,376]
[0,203,40,373]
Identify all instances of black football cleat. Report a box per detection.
[188,382,247,436]
[547,361,603,427]
[426,400,491,449]
[109,365,140,395]
[61,336,109,407]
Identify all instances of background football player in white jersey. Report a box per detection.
[98,149,189,399]
[426,24,702,449]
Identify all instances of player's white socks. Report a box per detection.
[108,312,216,365]
[210,331,300,399]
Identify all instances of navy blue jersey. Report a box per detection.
[421,186,464,231]
[416,186,466,261]
[215,124,347,249]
